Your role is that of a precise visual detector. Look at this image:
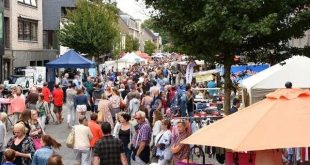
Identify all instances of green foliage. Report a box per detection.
[144,0,310,113]
[144,40,156,55]
[145,0,310,62]
[58,0,120,59]
[124,35,139,52]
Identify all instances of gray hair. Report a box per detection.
[79,115,87,124]
[136,111,146,118]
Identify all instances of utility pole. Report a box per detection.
[0,0,4,83]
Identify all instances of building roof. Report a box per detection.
[143,28,158,39]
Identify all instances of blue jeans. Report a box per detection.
[180,107,187,117]
[124,146,132,165]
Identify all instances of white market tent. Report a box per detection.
[152,53,164,58]
[240,56,310,104]
[119,52,147,63]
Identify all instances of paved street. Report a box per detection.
[5,109,75,164]
[5,109,221,165]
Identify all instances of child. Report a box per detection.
[2,149,15,165]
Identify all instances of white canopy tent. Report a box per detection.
[119,52,147,63]
[240,56,310,104]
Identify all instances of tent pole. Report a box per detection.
[293,148,297,165]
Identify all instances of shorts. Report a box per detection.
[76,105,87,113]
[53,105,62,113]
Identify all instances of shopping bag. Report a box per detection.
[97,110,104,123]
[66,127,75,148]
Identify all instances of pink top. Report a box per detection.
[9,96,26,114]
[0,98,10,111]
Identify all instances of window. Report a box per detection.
[36,61,42,66]
[44,60,49,66]
[18,0,37,7]
[30,61,35,66]
[4,0,10,9]
[18,19,38,41]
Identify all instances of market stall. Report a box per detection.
[119,52,148,63]
[182,88,310,165]
[240,56,310,104]
[46,49,96,89]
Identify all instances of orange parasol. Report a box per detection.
[182,88,310,152]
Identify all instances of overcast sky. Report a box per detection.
[116,0,151,21]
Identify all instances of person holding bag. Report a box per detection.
[29,110,45,150]
[36,94,50,130]
[73,115,93,165]
[155,119,173,165]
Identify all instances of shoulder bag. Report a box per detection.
[66,127,75,148]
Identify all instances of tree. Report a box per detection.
[144,40,156,55]
[124,35,140,52]
[58,0,120,60]
[144,0,310,114]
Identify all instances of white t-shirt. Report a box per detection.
[74,124,93,150]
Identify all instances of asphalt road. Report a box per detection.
[5,109,75,164]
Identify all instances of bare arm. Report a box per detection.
[171,144,183,154]
[136,141,146,156]
[120,153,128,165]
[15,151,31,159]
[93,156,100,165]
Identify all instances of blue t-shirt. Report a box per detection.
[207,81,216,96]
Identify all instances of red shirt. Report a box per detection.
[42,87,51,103]
[88,120,103,147]
[53,88,63,106]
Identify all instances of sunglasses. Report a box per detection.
[135,117,141,120]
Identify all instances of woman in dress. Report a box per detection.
[31,135,61,165]
[36,94,49,130]
[97,94,114,129]
[109,88,121,122]
[29,110,44,150]
[113,113,135,165]
[6,123,36,165]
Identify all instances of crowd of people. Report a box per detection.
[59,55,198,165]
[0,55,227,165]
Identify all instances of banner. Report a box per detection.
[195,73,214,83]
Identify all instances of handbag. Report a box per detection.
[97,110,104,123]
[45,115,49,125]
[66,127,75,148]
[120,100,126,110]
[152,133,164,158]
